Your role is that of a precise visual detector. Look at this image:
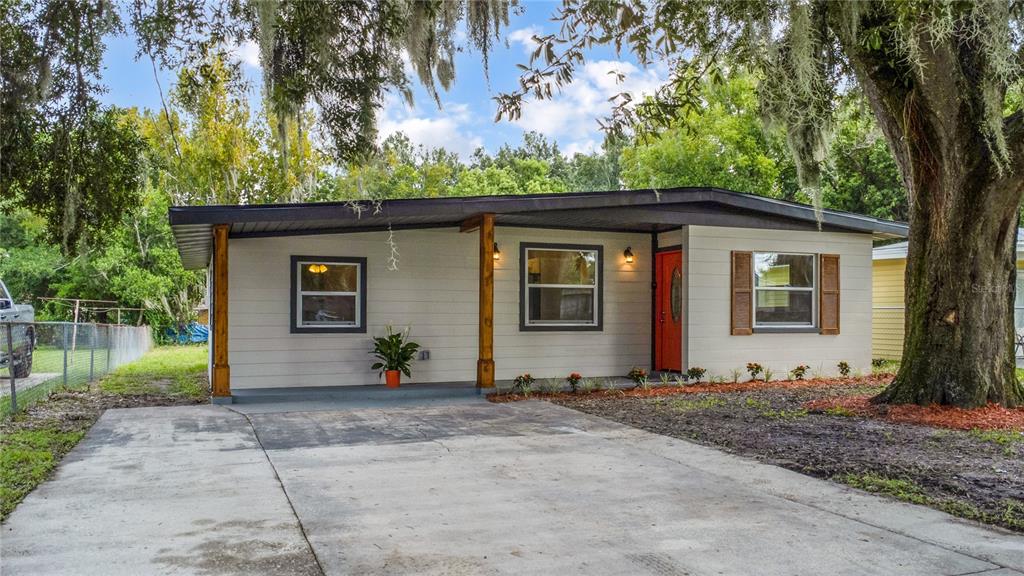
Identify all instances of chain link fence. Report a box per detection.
[1,322,153,417]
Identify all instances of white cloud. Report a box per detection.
[378,97,483,160]
[511,59,667,155]
[229,40,261,68]
[508,26,542,55]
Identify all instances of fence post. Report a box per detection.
[89,324,96,382]
[106,325,112,373]
[6,323,16,414]
[62,323,69,385]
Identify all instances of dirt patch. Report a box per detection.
[551,382,1024,533]
[3,387,206,436]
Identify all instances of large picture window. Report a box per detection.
[753,252,815,327]
[520,243,603,331]
[290,256,367,333]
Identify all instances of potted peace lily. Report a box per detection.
[370,327,420,388]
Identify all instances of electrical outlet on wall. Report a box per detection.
[419,350,430,361]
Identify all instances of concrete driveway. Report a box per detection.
[2,400,1022,576]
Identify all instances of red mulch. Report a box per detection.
[488,374,894,403]
[805,395,1024,431]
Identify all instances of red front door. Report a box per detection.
[655,250,683,371]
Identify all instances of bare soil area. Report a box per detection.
[550,381,1024,532]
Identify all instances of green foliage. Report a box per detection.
[621,74,797,198]
[821,97,907,221]
[837,361,851,377]
[370,327,420,378]
[790,364,810,380]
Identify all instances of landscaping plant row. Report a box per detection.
[506,360,865,397]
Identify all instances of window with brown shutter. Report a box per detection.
[819,254,840,335]
[730,251,753,335]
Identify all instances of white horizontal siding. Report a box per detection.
[227,227,651,389]
[685,225,873,379]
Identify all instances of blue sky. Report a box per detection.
[99,4,665,159]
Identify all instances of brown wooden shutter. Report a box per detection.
[730,251,753,335]
[819,254,840,335]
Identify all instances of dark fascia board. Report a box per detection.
[168,187,909,237]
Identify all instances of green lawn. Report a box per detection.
[98,345,208,398]
[0,427,85,519]
[1,344,208,520]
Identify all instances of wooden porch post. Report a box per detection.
[212,224,231,402]
[477,214,495,388]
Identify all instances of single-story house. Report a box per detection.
[871,230,1024,360]
[168,187,907,403]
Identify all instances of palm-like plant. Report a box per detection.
[370,327,420,378]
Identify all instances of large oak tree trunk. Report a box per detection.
[831,4,1024,407]
[880,183,1021,406]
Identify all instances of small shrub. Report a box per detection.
[673,375,687,387]
[746,362,764,381]
[790,364,810,380]
[578,377,598,393]
[730,368,742,383]
[627,367,648,384]
[538,378,562,394]
[871,358,886,368]
[686,366,707,383]
[511,373,535,395]
[710,375,727,384]
[566,372,582,393]
[763,368,775,382]
[659,373,673,387]
[837,361,851,377]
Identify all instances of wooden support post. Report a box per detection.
[212,224,231,400]
[476,214,495,388]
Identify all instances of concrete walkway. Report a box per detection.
[2,400,1022,576]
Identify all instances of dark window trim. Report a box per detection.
[519,242,604,332]
[290,255,368,334]
[752,326,820,334]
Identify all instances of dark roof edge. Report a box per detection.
[167,187,908,237]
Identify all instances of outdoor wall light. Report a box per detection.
[493,243,501,260]
[307,263,328,274]
[624,247,635,264]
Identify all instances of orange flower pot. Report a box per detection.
[385,370,401,388]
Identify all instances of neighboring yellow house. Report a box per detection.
[872,232,1024,360]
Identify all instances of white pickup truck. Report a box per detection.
[0,279,35,378]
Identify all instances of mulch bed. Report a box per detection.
[547,378,1024,533]
[806,395,1024,431]
[489,374,893,403]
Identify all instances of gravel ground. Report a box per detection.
[552,383,1024,533]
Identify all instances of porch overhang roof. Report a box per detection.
[169,187,908,269]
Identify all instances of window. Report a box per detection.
[290,256,367,333]
[520,243,602,331]
[753,252,815,327]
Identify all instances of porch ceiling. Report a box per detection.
[169,187,909,269]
